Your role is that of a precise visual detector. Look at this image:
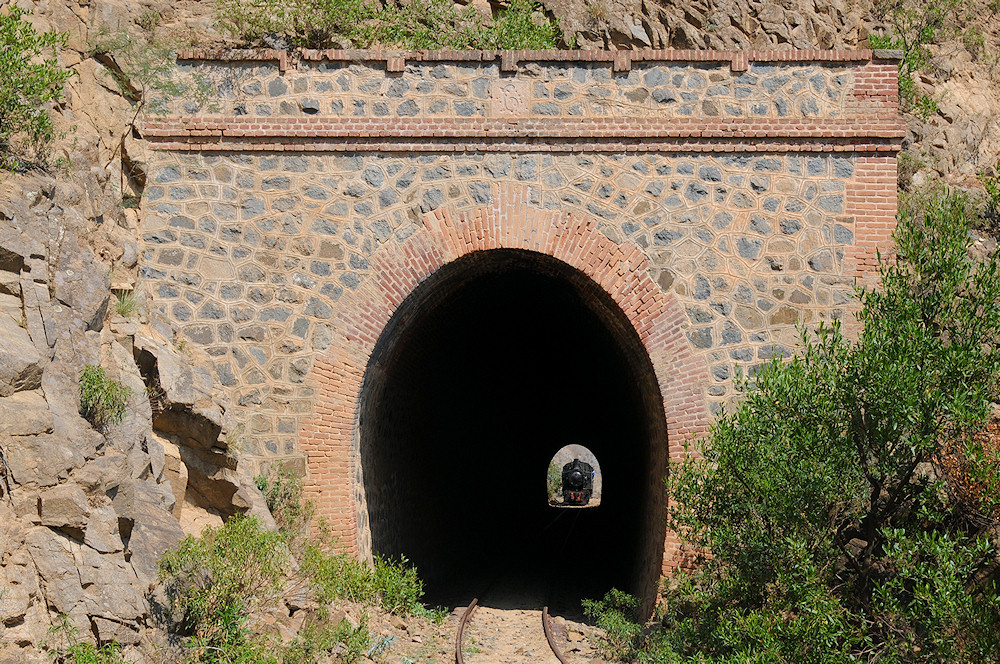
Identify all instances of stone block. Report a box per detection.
[39,484,90,531]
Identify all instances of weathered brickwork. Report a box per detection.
[141,49,901,576]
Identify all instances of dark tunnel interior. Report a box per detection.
[357,250,667,611]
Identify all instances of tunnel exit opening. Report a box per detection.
[357,249,667,610]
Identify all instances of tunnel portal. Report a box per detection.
[358,249,668,607]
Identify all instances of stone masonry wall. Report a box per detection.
[142,49,901,564]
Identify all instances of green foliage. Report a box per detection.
[113,290,140,318]
[868,0,972,115]
[282,609,372,664]
[0,6,75,171]
[546,461,561,500]
[88,30,214,117]
[302,545,426,616]
[978,169,1000,236]
[256,466,314,538]
[896,150,924,190]
[582,589,644,662]
[215,0,561,50]
[46,616,127,664]
[78,364,130,431]
[598,189,1000,663]
[158,515,288,664]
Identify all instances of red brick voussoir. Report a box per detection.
[298,183,713,573]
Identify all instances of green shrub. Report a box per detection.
[604,188,1000,663]
[0,6,74,171]
[89,30,215,117]
[255,466,314,538]
[582,589,644,662]
[46,616,127,664]
[868,0,971,116]
[281,609,371,664]
[215,0,561,49]
[79,364,130,431]
[977,169,1000,237]
[302,545,426,616]
[159,515,288,663]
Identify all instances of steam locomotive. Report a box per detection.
[561,458,594,506]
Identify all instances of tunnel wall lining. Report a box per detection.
[297,183,712,574]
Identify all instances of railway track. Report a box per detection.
[455,598,571,664]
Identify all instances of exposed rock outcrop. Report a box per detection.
[0,173,270,661]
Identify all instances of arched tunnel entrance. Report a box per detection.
[358,249,668,610]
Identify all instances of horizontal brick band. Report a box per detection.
[144,116,905,152]
[148,137,902,153]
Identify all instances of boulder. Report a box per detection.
[110,479,185,585]
[0,216,44,274]
[53,227,110,332]
[41,351,104,459]
[84,501,124,554]
[71,453,128,494]
[0,292,21,320]
[157,434,188,519]
[0,391,53,436]
[25,527,84,615]
[91,617,142,645]
[76,545,147,620]
[39,484,91,532]
[0,315,42,396]
[4,433,88,488]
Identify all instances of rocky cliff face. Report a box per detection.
[0,174,273,661]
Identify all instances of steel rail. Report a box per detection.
[454,598,478,664]
[542,605,571,664]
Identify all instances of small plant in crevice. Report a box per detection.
[45,615,127,664]
[255,465,314,539]
[79,364,130,431]
[113,289,140,318]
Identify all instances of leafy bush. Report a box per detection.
[592,189,1000,663]
[216,0,561,50]
[301,543,426,616]
[582,589,644,662]
[159,515,288,663]
[79,364,130,431]
[0,6,74,171]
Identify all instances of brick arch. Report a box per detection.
[299,183,712,572]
